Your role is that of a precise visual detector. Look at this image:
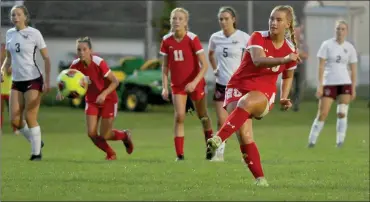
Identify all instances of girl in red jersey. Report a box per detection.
[207,5,301,186]
[160,8,213,161]
[56,37,134,160]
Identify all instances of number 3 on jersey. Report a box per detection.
[174,50,184,61]
[15,43,20,53]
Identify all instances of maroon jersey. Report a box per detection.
[228,31,297,94]
[159,31,204,88]
[70,55,118,104]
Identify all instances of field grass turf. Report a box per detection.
[1,100,369,201]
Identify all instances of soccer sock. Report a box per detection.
[308,118,325,144]
[217,107,250,142]
[29,126,42,155]
[204,129,213,143]
[19,123,31,142]
[174,136,184,157]
[89,136,115,155]
[240,142,264,179]
[107,129,128,141]
[336,117,347,144]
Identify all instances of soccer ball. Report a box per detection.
[57,69,88,98]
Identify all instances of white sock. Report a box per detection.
[29,126,42,155]
[336,117,347,144]
[308,118,325,144]
[19,123,31,142]
[216,142,226,156]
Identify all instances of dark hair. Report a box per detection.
[76,36,92,49]
[218,6,237,28]
[10,5,30,26]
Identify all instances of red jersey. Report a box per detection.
[228,31,297,94]
[70,55,118,104]
[159,31,204,88]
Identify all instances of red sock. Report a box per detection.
[108,129,128,141]
[204,129,213,142]
[90,136,115,155]
[174,136,184,157]
[218,107,250,142]
[240,142,264,179]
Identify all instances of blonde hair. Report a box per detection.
[336,20,348,29]
[76,36,92,49]
[170,7,189,32]
[272,5,298,49]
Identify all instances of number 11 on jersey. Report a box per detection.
[174,50,184,61]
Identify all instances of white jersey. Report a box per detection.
[209,30,250,85]
[317,38,357,85]
[5,27,47,81]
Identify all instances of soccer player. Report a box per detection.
[307,20,358,148]
[1,43,18,134]
[208,6,250,161]
[160,8,213,161]
[1,5,50,160]
[206,5,300,186]
[56,37,134,160]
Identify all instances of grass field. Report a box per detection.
[1,100,369,201]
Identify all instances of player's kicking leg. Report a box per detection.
[85,102,116,160]
[191,92,214,160]
[212,99,228,162]
[100,102,134,158]
[172,94,187,161]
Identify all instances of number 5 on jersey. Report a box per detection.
[174,50,184,61]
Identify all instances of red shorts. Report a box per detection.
[323,85,352,99]
[85,101,118,118]
[1,95,9,100]
[213,83,226,102]
[12,76,43,93]
[171,79,206,101]
[223,86,276,114]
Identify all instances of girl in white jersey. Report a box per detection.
[308,20,357,148]
[0,5,51,160]
[208,6,250,161]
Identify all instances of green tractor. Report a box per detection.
[57,54,169,112]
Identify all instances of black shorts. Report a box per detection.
[12,76,43,93]
[213,83,226,102]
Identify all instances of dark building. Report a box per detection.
[2,1,305,42]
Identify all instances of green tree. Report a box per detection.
[156,0,177,42]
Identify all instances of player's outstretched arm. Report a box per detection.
[250,47,294,68]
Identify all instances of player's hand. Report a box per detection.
[161,88,170,101]
[185,81,197,93]
[280,98,292,111]
[213,68,219,77]
[351,90,356,101]
[96,93,106,105]
[43,82,51,94]
[56,92,64,101]
[316,86,323,99]
[285,53,300,63]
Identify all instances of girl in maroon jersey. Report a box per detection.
[160,8,213,161]
[57,37,134,160]
[207,5,301,186]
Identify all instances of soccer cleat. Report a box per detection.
[308,143,315,148]
[336,142,343,148]
[206,147,213,160]
[175,155,185,161]
[105,153,117,160]
[29,154,42,161]
[122,130,134,154]
[255,177,269,187]
[206,136,222,159]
